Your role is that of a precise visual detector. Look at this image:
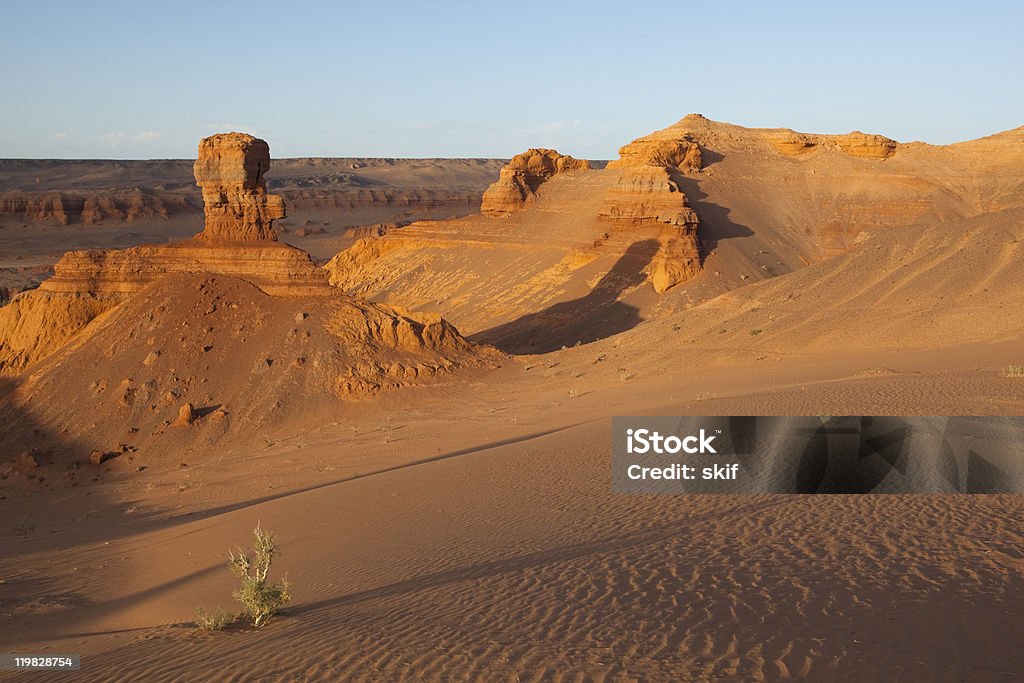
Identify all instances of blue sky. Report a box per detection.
[2,1,1021,159]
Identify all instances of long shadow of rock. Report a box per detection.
[669,163,754,256]
[471,239,658,354]
[0,375,163,560]
[0,378,91,555]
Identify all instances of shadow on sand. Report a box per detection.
[472,239,659,354]
[668,159,754,255]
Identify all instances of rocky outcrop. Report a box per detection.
[836,131,898,159]
[647,229,703,294]
[0,134,328,374]
[193,132,285,241]
[770,130,897,159]
[607,136,703,173]
[40,241,330,298]
[600,132,702,227]
[599,132,703,292]
[481,149,590,215]
[770,132,818,156]
[0,136,496,466]
[0,291,120,375]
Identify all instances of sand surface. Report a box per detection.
[2,341,1022,681]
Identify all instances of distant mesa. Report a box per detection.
[0,187,184,226]
[481,148,590,216]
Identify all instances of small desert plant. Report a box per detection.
[194,606,236,632]
[750,329,762,336]
[1001,365,1024,378]
[13,516,35,539]
[229,524,291,628]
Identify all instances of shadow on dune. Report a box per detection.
[290,497,782,618]
[670,164,754,256]
[471,239,658,354]
[0,376,96,560]
[0,375,168,561]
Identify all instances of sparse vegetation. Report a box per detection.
[228,524,291,628]
[194,606,236,632]
[750,329,762,336]
[13,516,35,539]
[1001,364,1024,378]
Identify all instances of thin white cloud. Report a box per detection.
[94,131,161,146]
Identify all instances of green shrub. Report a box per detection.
[194,606,236,632]
[229,524,291,628]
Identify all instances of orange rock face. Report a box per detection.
[769,129,897,159]
[193,133,285,241]
[599,132,703,292]
[481,148,590,215]
[606,136,703,173]
[835,131,898,159]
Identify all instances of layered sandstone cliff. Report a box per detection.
[599,131,703,292]
[481,149,590,215]
[769,130,898,159]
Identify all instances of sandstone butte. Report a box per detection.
[599,128,705,293]
[480,148,591,215]
[0,133,485,386]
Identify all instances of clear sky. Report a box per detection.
[2,0,1021,159]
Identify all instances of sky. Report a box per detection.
[1,0,1021,159]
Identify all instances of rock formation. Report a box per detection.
[599,131,703,292]
[0,133,489,385]
[770,130,897,159]
[0,189,187,225]
[481,149,590,215]
[835,131,898,159]
[193,133,285,241]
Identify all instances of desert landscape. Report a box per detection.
[0,108,1020,681]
